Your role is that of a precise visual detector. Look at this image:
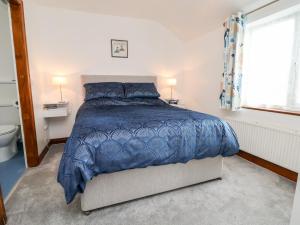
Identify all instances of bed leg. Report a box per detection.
[82,210,92,216]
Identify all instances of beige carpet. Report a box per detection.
[6,144,296,225]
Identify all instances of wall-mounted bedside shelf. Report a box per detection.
[43,102,70,118]
[165,99,186,109]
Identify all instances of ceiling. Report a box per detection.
[32,0,256,41]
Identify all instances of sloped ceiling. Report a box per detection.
[31,0,255,40]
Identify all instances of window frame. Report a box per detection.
[242,11,300,114]
[242,105,300,116]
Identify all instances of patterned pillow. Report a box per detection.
[124,83,160,98]
[84,82,124,101]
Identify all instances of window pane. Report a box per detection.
[243,18,295,108]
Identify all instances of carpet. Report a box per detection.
[5,144,296,225]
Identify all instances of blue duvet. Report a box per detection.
[57,98,239,203]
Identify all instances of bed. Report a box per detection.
[57,75,239,213]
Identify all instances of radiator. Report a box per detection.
[226,118,300,172]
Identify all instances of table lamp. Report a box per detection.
[166,78,178,104]
[167,78,177,100]
[52,76,67,103]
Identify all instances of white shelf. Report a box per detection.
[0,104,15,108]
[0,80,16,84]
[43,102,70,118]
[0,101,18,108]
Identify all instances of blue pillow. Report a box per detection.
[124,83,160,98]
[84,82,124,101]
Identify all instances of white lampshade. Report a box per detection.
[52,76,67,86]
[167,78,177,86]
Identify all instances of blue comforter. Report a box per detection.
[57,98,239,203]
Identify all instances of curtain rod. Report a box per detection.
[245,0,280,16]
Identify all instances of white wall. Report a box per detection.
[24,0,300,154]
[182,28,225,116]
[23,0,184,152]
[0,1,20,126]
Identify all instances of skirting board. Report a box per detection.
[49,137,68,145]
[40,138,298,182]
[39,143,50,164]
[237,150,298,182]
[38,137,68,164]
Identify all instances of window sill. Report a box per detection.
[242,106,300,116]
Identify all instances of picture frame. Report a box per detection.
[111,39,128,58]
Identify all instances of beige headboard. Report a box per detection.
[81,75,157,85]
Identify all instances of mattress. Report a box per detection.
[57,98,239,203]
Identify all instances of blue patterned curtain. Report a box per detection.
[220,13,245,111]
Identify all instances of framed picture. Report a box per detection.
[111,39,128,58]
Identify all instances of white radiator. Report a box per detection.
[226,118,300,172]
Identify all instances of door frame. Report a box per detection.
[8,0,39,167]
[0,187,6,225]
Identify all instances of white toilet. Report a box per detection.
[0,125,19,163]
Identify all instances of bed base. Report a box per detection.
[81,156,223,213]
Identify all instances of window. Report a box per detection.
[242,8,300,112]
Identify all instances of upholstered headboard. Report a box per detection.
[81,75,157,86]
